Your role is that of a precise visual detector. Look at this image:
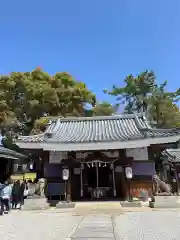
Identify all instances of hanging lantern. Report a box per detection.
[125,166,133,179]
[29,161,34,170]
[62,168,69,180]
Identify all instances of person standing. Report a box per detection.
[11,180,21,209]
[23,180,29,199]
[19,180,26,209]
[0,182,5,215]
[0,181,12,215]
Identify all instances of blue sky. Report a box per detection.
[0,0,180,104]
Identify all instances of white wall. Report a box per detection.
[49,151,68,164]
[126,147,149,161]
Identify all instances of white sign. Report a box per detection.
[62,169,69,180]
[126,147,149,161]
[102,151,119,158]
[76,152,89,159]
[125,167,133,179]
[49,151,68,164]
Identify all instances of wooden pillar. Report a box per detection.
[66,162,72,201]
[96,162,99,188]
[80,163,83,197]
[112,163,116,196]
[174,164,179,195]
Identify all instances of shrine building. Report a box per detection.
[15,114,180,201]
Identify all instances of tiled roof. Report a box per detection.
[18,114,147,143]
[16,114,180,151]
[162,149,180,163]
[17,133,45,143]
[0,146,27,159]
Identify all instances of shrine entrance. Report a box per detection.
[80,160,117,200]
[86,163,112,199]
[70,151,128,201]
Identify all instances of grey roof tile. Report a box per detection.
[0,146,26,159]
[17,114,180,145]
[162,148,180,163]
[17,133,45,143]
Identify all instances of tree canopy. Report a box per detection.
[0,69,96,135]
[0,69,179,138]
[105,70,180,128]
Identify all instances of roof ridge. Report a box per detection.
[147,128,180,133]
[57,113,145,122]
[18,133,45,139]
[166,148,180,152]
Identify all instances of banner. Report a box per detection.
[24,172,37,181]
[11,172,37,181]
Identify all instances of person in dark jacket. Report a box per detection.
[11,180,21,209]
[19,181,26,208]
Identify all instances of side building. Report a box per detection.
[0,145,27,182]
[16,114,180,201]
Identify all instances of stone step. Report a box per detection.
[120,201,142,207]
[23,197,49,210]
[73,209,124,216]
[73,201,123,216]
[75,201,122,209]
[150,196,180,208]
[71,215,115,239]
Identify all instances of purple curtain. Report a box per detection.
[132,162,155,176]
[44,164,62,178]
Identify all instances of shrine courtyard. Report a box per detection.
[0,209,180,240]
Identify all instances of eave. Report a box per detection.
[0,146,27,159]
[16,134,180,151]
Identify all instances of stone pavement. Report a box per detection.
[71,215,116,239]
[1,209,180,239]
[0,210,82,240]
[73,201,124,216]
[115,211,180,239]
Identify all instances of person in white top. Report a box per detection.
[0,181,12,215]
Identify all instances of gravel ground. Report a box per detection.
[0,210,82,240]
[1,210,180,239]
[114,211,180,240]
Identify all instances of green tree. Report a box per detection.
[105,70,180,128]
[30,117,50,135]
[92,102,115,116]
[104,70,156,114]
[0,69,96,135]
[148,84,180,128]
